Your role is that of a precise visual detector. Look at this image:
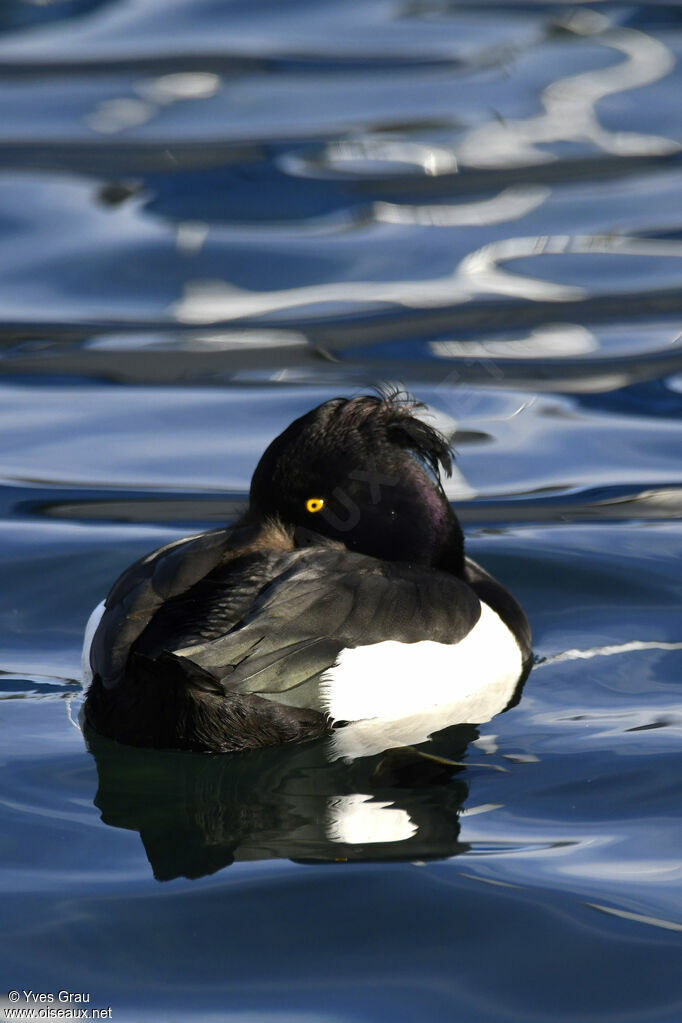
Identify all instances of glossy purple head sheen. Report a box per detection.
[249,394,465,575]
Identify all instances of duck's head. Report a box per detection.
[249,393,464,575]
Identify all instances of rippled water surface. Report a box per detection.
[2,2,682,1021]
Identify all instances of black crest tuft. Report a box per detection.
[335,389,453,481]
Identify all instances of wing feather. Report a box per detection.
[170,549,481,708]
[91,527,238,687]
[92,534,482,717]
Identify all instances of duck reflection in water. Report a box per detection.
[85,686,527,882]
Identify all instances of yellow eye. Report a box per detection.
[306,497,325,514]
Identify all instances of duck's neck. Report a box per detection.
[408,466,465,577]
[433,513,466,577]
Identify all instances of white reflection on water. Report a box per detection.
[459,233,682,302]
[87,71,221,135]
[291,137,459,178]
[537,640,682,667]
[176,220,209,255]
[173,232,682,323]
[87,328,309,350]
[276,9,677,184]
[135,72,221,105]
[584,903,682,932]
[170,239,570,324]
[374,185,550,226]
[326,794,418,845]
[460,803,503,818]
[86,97,155,135]
[457,9,679,169]
[431,324,597,360]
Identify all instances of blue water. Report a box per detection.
[2,2,682,1021]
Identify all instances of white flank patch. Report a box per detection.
[81,600,105,688]
[323,603,523,761]
[322,602,521,721]
[326,794,418,846]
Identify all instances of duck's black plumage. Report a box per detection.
[83,393,531,753]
